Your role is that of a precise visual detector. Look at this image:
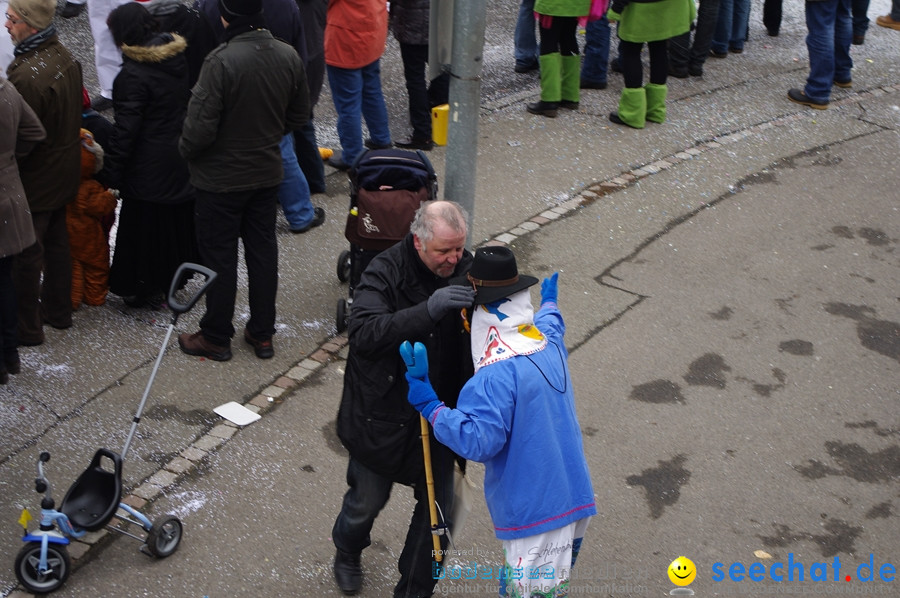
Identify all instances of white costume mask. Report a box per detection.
[470,289,547,373]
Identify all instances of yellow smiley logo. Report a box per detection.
[668,556,697,586]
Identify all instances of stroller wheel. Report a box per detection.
[146,515,183,558]
[15,542,71,593]
[336,298,348,333]
[337,250,351,283]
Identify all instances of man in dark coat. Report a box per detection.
[178,0,309,361]
[332,200,475,597]
[6,0,82,346]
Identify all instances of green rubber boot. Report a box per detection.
[539,52,562,102]
[645,83,668,123]
[560,54,581,109]
[527,53,562,117]
[609,87,646,129]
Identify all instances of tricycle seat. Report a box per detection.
[60,448,123,531]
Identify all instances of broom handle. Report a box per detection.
[420,415,442,563]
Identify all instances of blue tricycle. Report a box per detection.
[14,263,216,594]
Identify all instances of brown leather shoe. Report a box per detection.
[178,331,232,361]
[876,14,900,30]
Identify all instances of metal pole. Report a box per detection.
[443,0,487,248]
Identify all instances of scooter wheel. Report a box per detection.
[146,515,183,558]
[15,542,71,593]
[337,250,351,283]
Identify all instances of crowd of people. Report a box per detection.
[517,0,899,123]
[1,0,325,370]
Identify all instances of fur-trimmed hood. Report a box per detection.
[121,32,187,63]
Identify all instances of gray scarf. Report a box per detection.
[13,25,56,56]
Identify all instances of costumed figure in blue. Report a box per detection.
[402,246,596,598]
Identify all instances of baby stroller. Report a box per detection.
[335,148,438,332]
[14,263,216,594]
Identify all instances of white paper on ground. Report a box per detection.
[213,401,262,426]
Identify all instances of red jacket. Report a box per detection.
[324,0,388,69]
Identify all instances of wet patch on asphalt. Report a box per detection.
[630,379,686,404]
[865,502,893,519]
[735,368,787,397]
[144,404,218,427]
[683,353,731,388]
[758,517,862,557]
[844,421,899,438]
[823,303,900,361]
[625,454,691,519]
[779,340,814,356]
[794,441,900,483]
[709,306,734,320]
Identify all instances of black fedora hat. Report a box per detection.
[453,246,538,305]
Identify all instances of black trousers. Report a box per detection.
[399,42,449,140]
[293,116,327,195]
[194,186,278,346]
[621,39,669,88]
[538,14,579,55]
[13,207,72,344]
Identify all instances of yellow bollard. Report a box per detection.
[431,104,449,146]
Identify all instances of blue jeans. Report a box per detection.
[711,0,750,52]
[327,60,391,167]
[277,134,314,231]
[804,0,853,102]
[581,16,610,85]
[332,452,455,598]
[514,0,538,67]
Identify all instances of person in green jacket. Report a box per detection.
[525,0,591,118]
[607,0,695,128]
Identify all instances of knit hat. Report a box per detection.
[218,0,261,22]
[8,0,55,30]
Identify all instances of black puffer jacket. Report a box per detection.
[337,234,474,484]
[99,33,193,205]
[390,0,431,46]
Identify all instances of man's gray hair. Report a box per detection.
[410,200,468,244]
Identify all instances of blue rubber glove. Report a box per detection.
[541,272,559,306]
[400,340,429,381]
[400,341,444,421]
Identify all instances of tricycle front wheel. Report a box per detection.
[15,542,71,593]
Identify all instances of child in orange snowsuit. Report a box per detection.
[67,129,117,309]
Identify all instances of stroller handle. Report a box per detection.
[167,263,217,317]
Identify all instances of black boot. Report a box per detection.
[526,101,559,118]
[333,549,363,595]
